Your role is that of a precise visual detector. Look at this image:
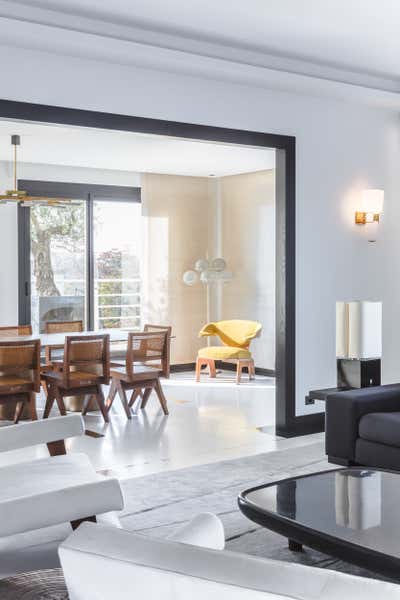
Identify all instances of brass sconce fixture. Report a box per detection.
[355,189,384,225]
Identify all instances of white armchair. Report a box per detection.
[0,415,124,578]
[60,517,400,600]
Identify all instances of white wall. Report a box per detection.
[219,170,275,370]
[0,45,399,415]
[141,172,211,364]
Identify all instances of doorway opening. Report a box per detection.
[0,98,311,441]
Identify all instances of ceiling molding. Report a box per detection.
[0,0,400,108]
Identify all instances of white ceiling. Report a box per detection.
[0,120,275,177]
[8,0,400,89]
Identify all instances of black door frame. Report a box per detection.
[0,98,324,437]
[18,181,141,330]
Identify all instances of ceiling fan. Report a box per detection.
[0,135,74,207]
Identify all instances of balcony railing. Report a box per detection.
[51,277,142,330]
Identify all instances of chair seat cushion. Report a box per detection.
[359,412,400,448]
[110,365,161,382]
[44,370,102,387]
[0,453,123,537]
[198,346,251,360]
[0,376,32,394]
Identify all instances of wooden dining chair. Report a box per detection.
[45,321,84,334]
[0,339,41,423]
[106,331,169,419]
[42,334,111,423]
[44,320,84,365]
[143,324,172,378]
[0,325,32,337]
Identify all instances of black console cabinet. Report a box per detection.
[306,358,381,404]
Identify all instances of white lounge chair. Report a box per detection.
[0,415,123,577]
[60,515,400,600]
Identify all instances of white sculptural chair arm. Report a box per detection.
[0,414,84,453]
[0,414,124,539]
[168,512,225,550]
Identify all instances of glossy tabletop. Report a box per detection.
[238,468,400,578]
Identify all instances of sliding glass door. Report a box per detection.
[93,200,142,330]
[29,201,87,333]
[18,182,141,333]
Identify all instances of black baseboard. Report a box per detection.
[218,361,275,377]
[170,363,196,373]
[276,412,325,438]
[255,367,275,377]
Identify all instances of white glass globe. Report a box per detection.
[182,270,198,286]
[211,257,226,272]
[194,258,209,272]
[200,269,219,284]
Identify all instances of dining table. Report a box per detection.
[2,327,131,348]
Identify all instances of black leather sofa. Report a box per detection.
[326,384,400,470]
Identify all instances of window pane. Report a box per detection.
[30,202,87,333]
[93,201,141,330]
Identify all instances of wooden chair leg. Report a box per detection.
[47,439,66,457]
[249,360,255,380]
[106,379,117,411]
[41,377,49,398]
[115,381,132,420]
[14,400,25,424]
[195,357,202,382]
[54,387,67,416]
[236,360,242,384]
[81,394,92,416]
[208,359,216,378]
[28,391,38,420]
[43,384,55,419]
[154,379,169,416]
[95,385,110,424]
[141,387,152,409]
[128,388,141,408]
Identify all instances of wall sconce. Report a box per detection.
[355,189,384,225]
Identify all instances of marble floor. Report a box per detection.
[0,370,323,477]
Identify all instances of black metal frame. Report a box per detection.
[17,180,141,330]
[238,467,400,579]
[0,97,324,437]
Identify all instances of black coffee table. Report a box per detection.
[238,468,400,578]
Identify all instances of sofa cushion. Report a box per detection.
[359,411,400,448]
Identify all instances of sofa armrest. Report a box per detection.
[167,512,225,550]
[0,415,84,453]
[326,384,400,463]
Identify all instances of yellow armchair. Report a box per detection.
[196,320,262,384]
